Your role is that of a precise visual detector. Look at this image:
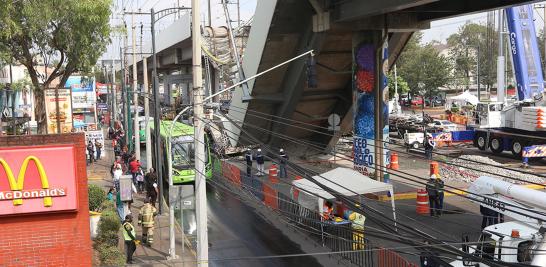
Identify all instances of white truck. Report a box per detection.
[450,176,546,266]
[472,5,546,158]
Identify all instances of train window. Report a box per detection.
[517,241,534,262]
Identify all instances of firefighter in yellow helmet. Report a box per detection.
[138,198,158,245]
[348,204,366,250]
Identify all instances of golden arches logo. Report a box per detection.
[0,156,52,207]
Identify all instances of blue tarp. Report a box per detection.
[451,130,475,141]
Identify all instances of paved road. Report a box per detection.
[206,184,322,267]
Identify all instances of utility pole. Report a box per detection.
[9,63,15,135]
[497,9,505,103]
[121,46,128,144]
[192,0,208,265]
[207,0,212,26]
[142,31,152,171]
[151,8,164,215]
[132,13,141,160]
[112,63,118,123]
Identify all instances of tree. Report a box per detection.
[397,33,451,97]
[447,23,497,91]
[0,0,112,133]
[387,72,409,97]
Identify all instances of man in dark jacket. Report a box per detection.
[86,141,95,164]
[426,175,439,217]
[245,149,253,176]
[145,168,159,207]
[279,148,289,179]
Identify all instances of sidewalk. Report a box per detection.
[87,138,195,266]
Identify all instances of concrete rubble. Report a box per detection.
[440,155,545,184]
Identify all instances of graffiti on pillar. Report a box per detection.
[353,43,375,176]
[380,41,390,168]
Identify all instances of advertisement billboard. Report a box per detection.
[65,76,97,129]
[44,88,73,134]
[0,145,78,216]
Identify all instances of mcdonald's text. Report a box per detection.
[0,188,66,201]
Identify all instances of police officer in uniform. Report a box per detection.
[123,215,139,264]
[245,149,253,176]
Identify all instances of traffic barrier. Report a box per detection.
[269,165,278,183]
[389,152,399,170]
[263,183,278,210]
[416,189,429,215]
[378,248,419,267]
[221,161,240,187]
[429,161,439,176]
[293,175,303,200]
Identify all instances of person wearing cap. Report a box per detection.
[279,148,289,179]
[424,132,436,160]
[426,174,440,217]
[255,148,265,176]
[122,214,139,264]
[245,149,253,176]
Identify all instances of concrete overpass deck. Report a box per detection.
[224,0,537,153]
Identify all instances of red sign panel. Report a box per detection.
[0,145,78,216]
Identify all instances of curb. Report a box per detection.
[377,183,545,201]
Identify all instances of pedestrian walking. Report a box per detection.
[112,163,123,191]
[129,158,141,185]
[145,168,159,207]
[86,141,95,164]
[136,168,145,193]
[426,175,440,217]
[138,198,158,245]
[245,149,253,176]
[116,190,124,220]
[279,148,288,179]
[122,215,139,264]
[255,148,265,176]
[94,139,102,160]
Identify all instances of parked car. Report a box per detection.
[411,97,424,106]
[429,120,458,132]
[425,96,446,107]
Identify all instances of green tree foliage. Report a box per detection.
[397,33,451,97]
[447,23,497,91]
[0,0,112,133]
[387,72,409,97]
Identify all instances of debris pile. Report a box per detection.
[439,155,545,184]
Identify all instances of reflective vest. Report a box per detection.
[349,212,366,230]
[123,222,136,241]
[139,204,157,227]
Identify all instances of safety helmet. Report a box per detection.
[280,148,284,152]
[258,149,262,152]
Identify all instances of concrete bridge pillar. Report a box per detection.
[352,30,390,181]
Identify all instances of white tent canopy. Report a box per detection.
[446,91,479,108]
[292,167,397,223]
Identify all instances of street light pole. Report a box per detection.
[150,8,164,215]
[192,0,208,264]
[132,13,141,161]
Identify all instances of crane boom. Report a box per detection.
[505,5,545,101]
[468,176,546,225]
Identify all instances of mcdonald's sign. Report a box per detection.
[0,145,78,216]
